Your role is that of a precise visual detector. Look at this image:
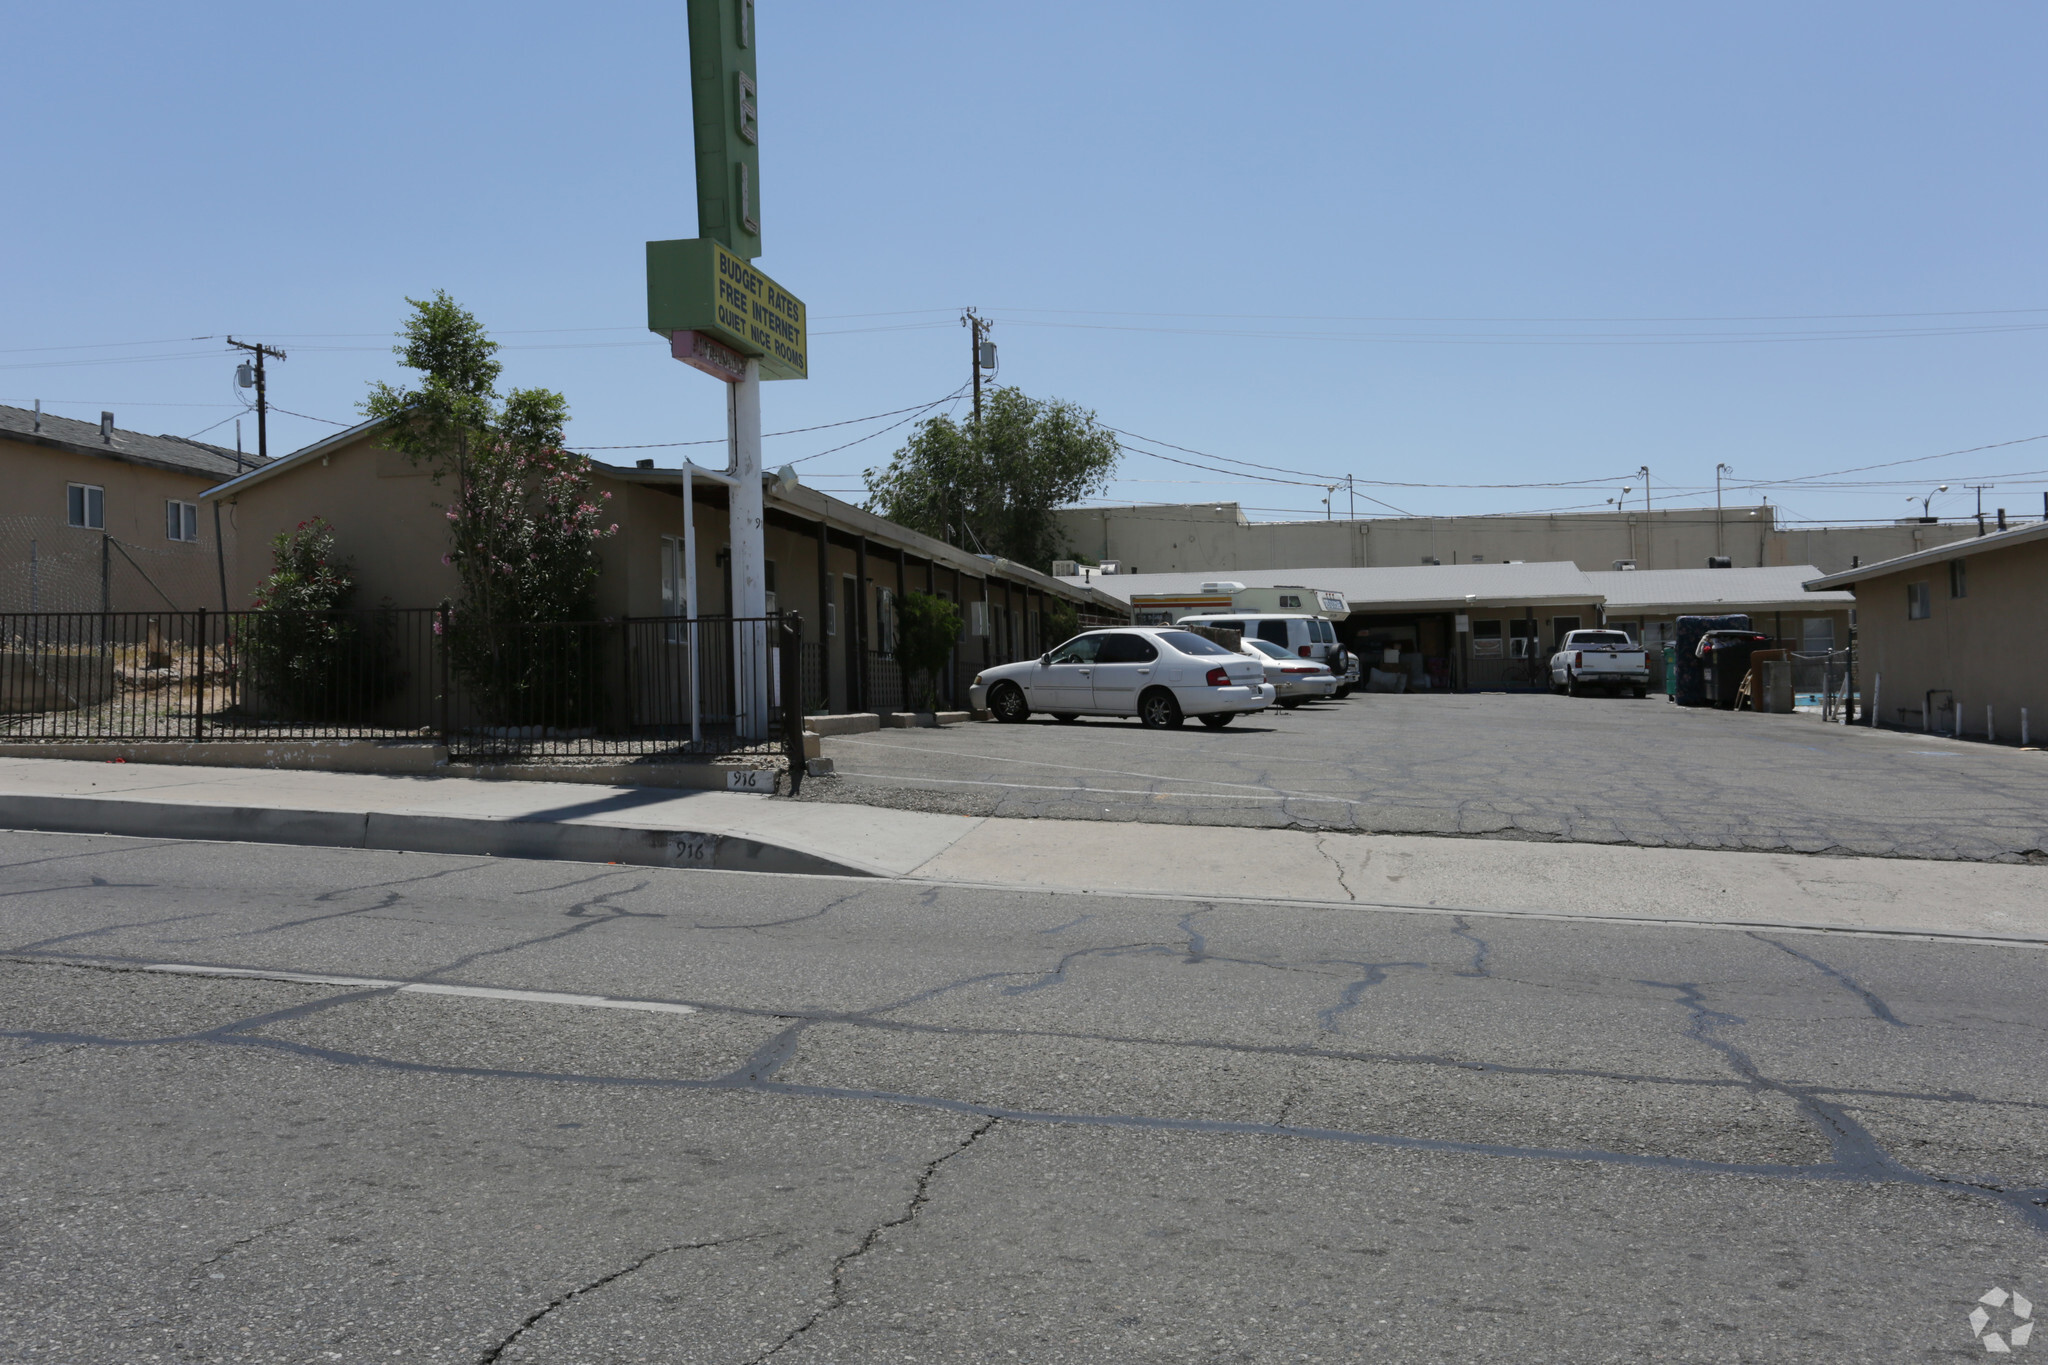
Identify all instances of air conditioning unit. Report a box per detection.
[1613,559,1637,571]
[1097,560,1121,575]
[1051,560,1080,578]
[1199,580,1247,593]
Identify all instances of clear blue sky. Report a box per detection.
[7,1,2045,527]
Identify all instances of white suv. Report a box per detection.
[970,628,1274,729]
[1176,613,1354,697]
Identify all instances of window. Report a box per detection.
[1094,633,1158,664]
[967,599,990,636]
[1311,619,1335,643]
[1471,620,1503,658]
[1907,582,1931,620]
[764,559,777,615]
[1508,619,1538,658]
[67,483,104,529]
[875,586,894,651]
[1256,619,1290,647]
[1949,559,1967,599]
[165,499,199,542]
[1157,630,1232,657]
[1801,618,1836,653]
[1277,594,1302,609]
[1549,616,1581,648]
[1045,635,1102,665]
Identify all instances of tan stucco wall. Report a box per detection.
[218,435,465,610]
[1849,537,2048,735]
[0,436,237,613]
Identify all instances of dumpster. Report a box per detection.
[1673,615,1750,707]
[1699,630,1772,709]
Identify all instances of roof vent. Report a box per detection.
[1706,556,1732,569]
[1199,580,1246,593]
[32,399,41,433]
[100,412,114,444]
[1613,559,1636,571]
[636,458,655,469]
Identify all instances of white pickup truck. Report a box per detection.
[1549,629,1650,699]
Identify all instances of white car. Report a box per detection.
[1241,638,1339,707]
[970,628,1275,729]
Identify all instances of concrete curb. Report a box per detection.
[0,793,873,879]
[0,742,784,791]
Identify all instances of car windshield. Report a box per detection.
[1245,639,1291,659]
[1158,630,1232,657]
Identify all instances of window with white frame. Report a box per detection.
[67,483,104,529]
[166,500,199,542]
[1907,581,1931,620]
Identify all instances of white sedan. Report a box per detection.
[970,628,1274,729]
[1241,638,1340,707]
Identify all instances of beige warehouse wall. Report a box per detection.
[1056,503,1985,578]
[1851,537,2048,734]
[0,436,237,613]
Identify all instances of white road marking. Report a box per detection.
[141,963,697,1015]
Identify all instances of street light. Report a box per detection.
[1913,484,1950,520]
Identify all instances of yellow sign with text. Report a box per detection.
[645,237,807,381]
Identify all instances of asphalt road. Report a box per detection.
[807,692,2048,863]
[4,831,2046,1363]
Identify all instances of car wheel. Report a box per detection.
[1631,686,1648,699]
[1198,712,1233,728]
[1138,688,1184,729]
[1333,685,1353,699]
[990,682,1030,723]
[1566,674,1584,697]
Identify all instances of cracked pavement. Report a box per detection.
[804,691,2048,862]
[2,830,2046,1362]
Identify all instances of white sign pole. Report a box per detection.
[728,357,769,738]
[683,461,700,746]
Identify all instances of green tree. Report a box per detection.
[862,386,1118,571]
[362,293,617,723]
[891,590,963,712]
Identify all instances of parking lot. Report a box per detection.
[808,693,2048,863]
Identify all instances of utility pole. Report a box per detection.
[226,338,286,461]
[1967,484,1993,536]
[962,308,994,426]
[1347,473,1355,520]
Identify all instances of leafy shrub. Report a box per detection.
[239,519,397,720]
[892,591,963,712]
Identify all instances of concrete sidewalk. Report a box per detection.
[1,756,2042,944]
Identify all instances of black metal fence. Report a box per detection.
[0,609,807,782]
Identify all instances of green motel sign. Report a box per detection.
[646,0,807,381]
